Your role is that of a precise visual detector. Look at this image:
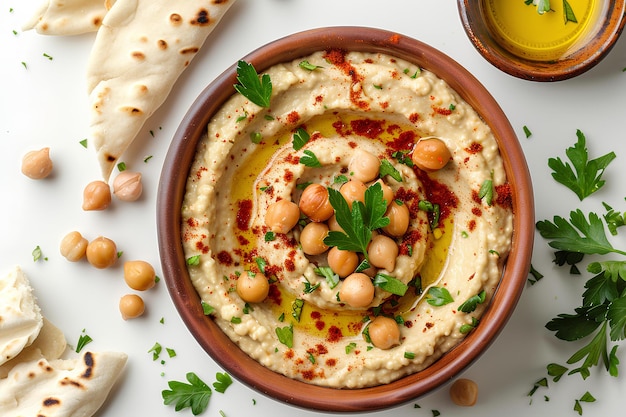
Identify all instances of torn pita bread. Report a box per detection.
[0,266,43,367]
[0,350,127,417]
[0,317,67,379]
[86,0,237,180]
[22,0,116,36]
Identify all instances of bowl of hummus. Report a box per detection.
[157,27,534,411]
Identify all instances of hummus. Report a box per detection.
[181,50,513,388]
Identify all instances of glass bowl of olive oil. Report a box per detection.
[458,0,626,81]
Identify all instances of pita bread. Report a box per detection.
[0,266,43,367]
[86,0,237,180]
[22,0,116,36]
[0,350,127,417]
[0,318,67,379]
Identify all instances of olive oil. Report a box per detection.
[483,0,603,61]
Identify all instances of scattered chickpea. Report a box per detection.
[59,231,88,262]
[86,236,117,269]
[382,200,410,237]
[339,273,375,308]
[411,138,451,171]
[348,149,380,183]
[327,214,344,233]
[449,378,478,406]
[299,222,329,255]
[119,294,145,320]
[124,260,156,291]
[82,180,112,211]
[265,199,300,234]
[21,147,53,179]
[368,234,398,271]
[298,183,333,222]
[367,316,400,349]
[236,272,270,303]
[339,180,367,208]
[327,247,359,278]
[113,171,143,202]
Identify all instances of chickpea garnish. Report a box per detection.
[59,231,88,262]
[348,149,380,183]
[236,272,270,303]
[339,180,367,208]
[327,247,359,278]
[124,260,156,291]
[21,147,53,179]
[339,273,375,308]
[298,183,333,222]
[300,222,329,255]
[373,179,394,207]
[367,316,401,349]
[86,236,118,269]
[82,180,112,211]
[449,378,478,406]
[411,137,451,171]
[368,234,398,271]
[382,200,410,237]
[113,171,143,201]
[119,294,145,320]
[265,199,300,234]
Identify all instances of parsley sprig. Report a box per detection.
[162,372,212,415]
[548,130,615,201]
[323,182,390,260]
[233,60,272,108]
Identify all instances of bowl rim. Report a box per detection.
[157,26,534,412]
[457,0,626,81]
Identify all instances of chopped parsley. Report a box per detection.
[233,60,272,108]
[292,127,310,151]
[426,286,454,306]
[162,372,212,415]
[75,330,93,353]
[299,150,321,167]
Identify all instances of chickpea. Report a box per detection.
[265,199,300,234]
[82,180,112,211]
[382,200,410,237]
[327,214,344,233]
[411,138,451,171]
[367,316,400,349]
[124,260,156,291]
[298,183,333,222]
[119,294,145,320]
[327,247,359,278]
[113,171,143,202]
[300,222,329,255]
[449,378,478,407]
[86,236,117,269]
[339,273,375,308]
[236,272,270,303]
[368,234,398,271]
[339,180,367,208]
[59,231,88,262]
[348,149,380,183]
[373,179,394,207]
[21,147,53,179]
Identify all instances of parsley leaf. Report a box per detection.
[162,372,212,415]
[233,60,272,108]
[76,331,93,353]
[275,324,294,348]
[478,179,493,206]
[458,290,486,313]
[300,150,321,167]
[292,127,310,150]
[213,372,233,393]
[379,159,402,182]
[426,286,454,306]
[314,266,339,289]
[548,130,615,201]
[323,182,389,259]
[372,273,408,296]
[536,210,626,256]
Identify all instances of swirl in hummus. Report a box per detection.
[181,50,513,388]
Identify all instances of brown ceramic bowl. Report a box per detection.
[458,0,626,81]
[157,27,534,412]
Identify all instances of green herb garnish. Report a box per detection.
[458,290,486,313]
[162,372,212,415]
[299,150,321,167]
[373,273,408,296]
[76,331,93,353]
[478,179,494,206]
[548,130,615,201]
[186,255,201,266]
[233,60,272,108]
[292,127,310,151]
[299,60,323,71]
[314,266,340,289]
[426,286,454,306]
[379,159,403,182]
[213,372,233,393]
[276,324,294,348]
[323,182,389,259]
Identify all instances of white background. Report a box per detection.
[1,1,626,416]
